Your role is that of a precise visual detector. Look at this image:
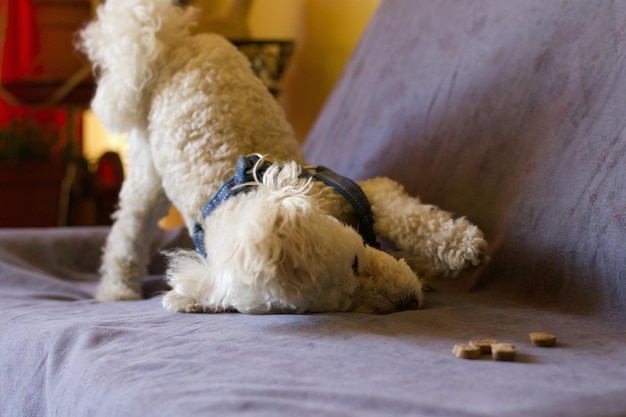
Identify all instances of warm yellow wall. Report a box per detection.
[83,0,381,163]
[250,0,382,142]
[82,110,127,166]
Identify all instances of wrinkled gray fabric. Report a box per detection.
[1,228,626,417]
[306,0,626,317]
[3,0,626,415]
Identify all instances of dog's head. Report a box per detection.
[164,162,423,314]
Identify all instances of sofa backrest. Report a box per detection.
[303,0,626,316]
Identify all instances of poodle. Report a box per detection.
[78,0,488,314]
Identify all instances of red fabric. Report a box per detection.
[1,0,40,82]
[0,0,74,148]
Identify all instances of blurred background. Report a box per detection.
[0,0,380,227]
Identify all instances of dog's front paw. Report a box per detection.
[162,290,224,313]
[461,226,489,268]
[95,283,142,301]
[445,223,489,273]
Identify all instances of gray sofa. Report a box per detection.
[308,0,626,318]
[1,1,625,416]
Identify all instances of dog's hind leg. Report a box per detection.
[96,129,171,301]
[359,177,488,280]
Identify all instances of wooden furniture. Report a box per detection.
[0,0,94,227]
[2,0,94,106]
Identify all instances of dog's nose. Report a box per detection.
[398,297,420,311]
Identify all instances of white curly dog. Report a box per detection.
[79,0,488,314]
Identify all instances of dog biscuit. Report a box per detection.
[452,343,482,359]
[529,332,557,347]
[491,343,516,361]
[469,339,498,354]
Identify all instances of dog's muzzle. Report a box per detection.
[192,154,379,257]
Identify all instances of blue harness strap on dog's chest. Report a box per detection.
[198,155,273,220]
[300,165,379,250]
[192,155,272,258]
[192,155,379,258]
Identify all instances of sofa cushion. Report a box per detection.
[304,0,626,318]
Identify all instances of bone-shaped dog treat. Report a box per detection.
[452,343,482,359]
[529,332,557,347]
[469,339,498,354]
[491,343,517,361]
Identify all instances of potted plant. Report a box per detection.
[0,119,71,227]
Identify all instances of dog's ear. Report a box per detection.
[271,195,311,239]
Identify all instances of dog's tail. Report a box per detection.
[78,0,197,133]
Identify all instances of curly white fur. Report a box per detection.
[79,0,488,314]
[78,0,197,132]
[162,163,424,314]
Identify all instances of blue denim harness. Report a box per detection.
[192,154,379,257]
